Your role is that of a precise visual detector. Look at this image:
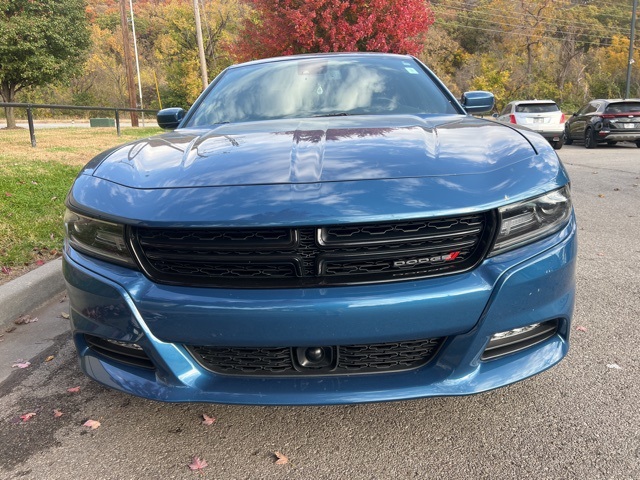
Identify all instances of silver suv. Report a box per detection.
[496,100,565,150]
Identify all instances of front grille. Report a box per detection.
[187,338,445,376]
[129,213,493,288]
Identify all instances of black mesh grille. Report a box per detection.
[130,212,493,288]
[187,337,445,376]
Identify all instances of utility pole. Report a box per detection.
[626,0,638,99]
[129,0,144,126]
[193,0,209,91]
[119,0,139,126]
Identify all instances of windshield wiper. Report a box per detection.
[313,112,350,117]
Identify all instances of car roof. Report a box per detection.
[591,99,640,103]
[509,100,558,105]
[229,52,415,69]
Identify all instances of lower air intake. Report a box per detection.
[187,337,446,376]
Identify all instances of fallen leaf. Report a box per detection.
[188,457,208,471]
[613,188,620,191]
[35,260,45,266]
[5,326,16,333]
[31,181,38,185]
[576,326,587,333]
[15,315,38,325]
[607,363,622,370]
[274,451,289,465]
[60,312,70,319]
[53,409,64,418]
[201,414,216,426]
[51,196,58,201]
[45,355,55,362]
[67,386,81,393]
[598,194,605,198]
[83,419,101,429]
[12,361,31,369]
[1,266,11,274]
[20,412,37,422]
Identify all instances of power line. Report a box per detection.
[431,0,635,24]
[433,18,616,48]
[431,3,632,36]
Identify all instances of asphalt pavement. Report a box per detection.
[0,142,639,479]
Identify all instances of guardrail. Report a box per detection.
[0,103,158,147]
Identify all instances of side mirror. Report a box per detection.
[461,91,495,114]
[157,107,186,130]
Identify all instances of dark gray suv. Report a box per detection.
[564,99,640,148]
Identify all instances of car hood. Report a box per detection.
[89,115,537,188]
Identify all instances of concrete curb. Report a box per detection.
[0,258,66,329]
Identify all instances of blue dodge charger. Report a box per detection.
[63,53,577,405]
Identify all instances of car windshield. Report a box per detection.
[604,102,640,114]
[515,103,559,113]
[186,56,458,126]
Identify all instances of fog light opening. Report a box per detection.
[84,334,155,369]
[481,319,559,361]
[104,338,144,350]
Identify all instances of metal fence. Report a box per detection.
[0,102,158,147]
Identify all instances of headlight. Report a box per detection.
[64,210,136,267]
[490,185,572,255]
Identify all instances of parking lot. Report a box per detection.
[0,142,639,479]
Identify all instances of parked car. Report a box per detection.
[496,100,565,149]
[64,53,576,405]
[564,99,640,148]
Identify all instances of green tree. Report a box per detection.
[0,0,91,128]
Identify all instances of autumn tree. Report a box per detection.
[153,0,243,106]
[0,0,91,128]
[429,0,638,110]
[73,0,243,111]
[233,0,435,62]
[588,35,640,99]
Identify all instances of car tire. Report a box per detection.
[563,129,573,145]
[584,128,597,149]
[636,140,640,148]
[607,141,618,146]
[552,139,563,150]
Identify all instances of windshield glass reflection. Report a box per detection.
[187,56,457,126]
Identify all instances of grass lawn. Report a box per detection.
[0,126,162,283]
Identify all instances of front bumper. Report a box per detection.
[63,217,577,405]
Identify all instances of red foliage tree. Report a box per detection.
[233,0,434,62]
